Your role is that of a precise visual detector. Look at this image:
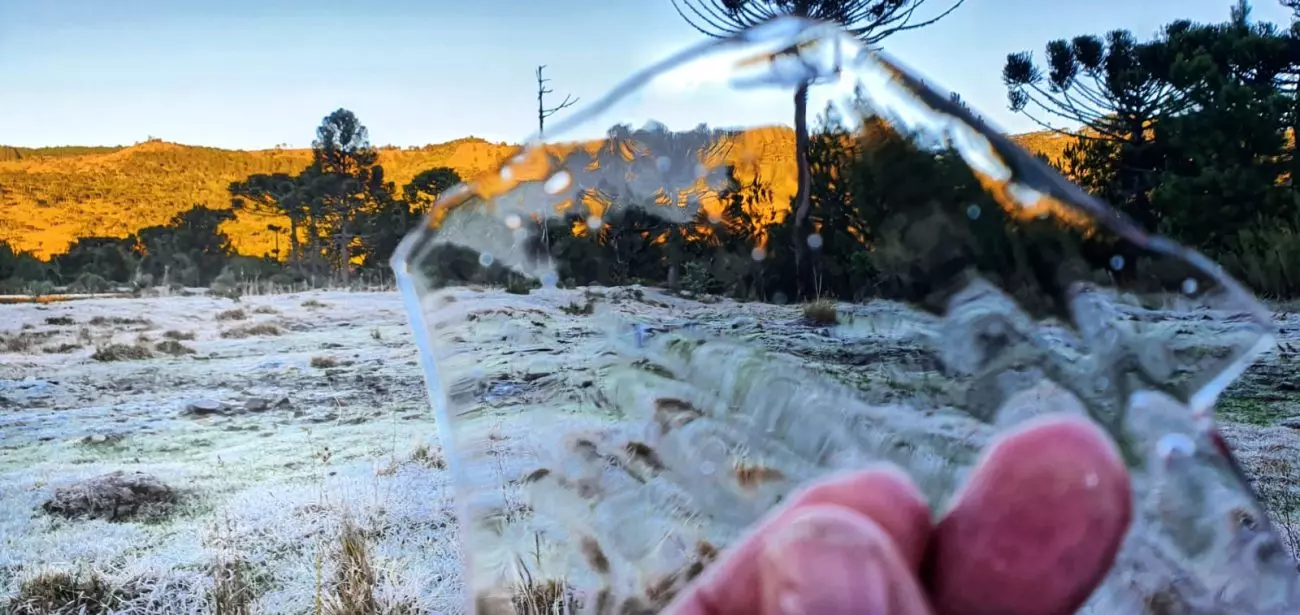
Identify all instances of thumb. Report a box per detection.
[759,505,934,615]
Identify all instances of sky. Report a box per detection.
[1,0,1294,150]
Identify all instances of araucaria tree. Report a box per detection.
[669,0,965,300]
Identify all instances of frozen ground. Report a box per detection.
[0,287,1298,613]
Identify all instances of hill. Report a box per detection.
[0,129,1074,259]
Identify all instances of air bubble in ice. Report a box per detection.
[500,166,513,181]
[695,163,709,179]
[966,204,981,219]
[773,292,789,305]
[1109,255,1126,271]
[1182,277,1199,295]
[505,214,522,229]
[751,247,767,261]
[656,156,672,173]
[478,253,494,267]
[807,234,824,249]
[700,461,717,476]
[543,171,572,195]
[1156,432,1196,460]
[586,216,604,231]
[541,272,559,288]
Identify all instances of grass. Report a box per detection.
[510,578,580,615]
[88,315,150,326]
[163,329,196,341]
[43,315,76,326]
[219,323,282,339]
[1216,397,1295,426]
[1,331,49,353]
[302,298,329,309]
[321,519,381,615]
[310,355,340,369]
[251,305,279,314]
[216,308,248,321]
[801,298,838,325]
[42,342,82,354]
[206,558,257,615]
[10,570,137,614]
[560,298,596,316]
[155,339,197,356]
[91,343,154,362]
[409,443,446,470]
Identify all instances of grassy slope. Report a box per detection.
[0,129,1072,259]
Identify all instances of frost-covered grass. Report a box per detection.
[0,291,462,613]
[1,286,1298,613]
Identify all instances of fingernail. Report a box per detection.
[759,506,892,615]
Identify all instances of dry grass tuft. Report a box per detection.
[91,343,154,362]
[88,315,150,326]
[801,299,838,325]
[510,577,580,615]
[310,355,339,369]
[163,329,196,341]
[220,323,282,339]
[302,298,329,309]
[560,298,596,316]
[155,339,197,356]
[207,558,257,615]
[44,315,76,326]
[1,330,48,353]
[43,342,83,354]
[216,308,248,321]
[320,519,384,615]
[377,443,447,476]
[410,443,446,469]
[10,570,137,614]
[251,305,279,314]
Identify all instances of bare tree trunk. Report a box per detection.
[791,82,814,300]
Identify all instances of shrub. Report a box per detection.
[801,299,838,325]
[91,343,153,362]
[216,308,247,321]
[68,272,114,293]
[155,340,196,356]
[219,323,282,339]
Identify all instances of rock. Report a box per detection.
[244,397,270,412]
[184,399,225,416]
[42,471,176,521]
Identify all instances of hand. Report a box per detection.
[664,413,1133,615]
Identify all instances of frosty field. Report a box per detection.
[1,287,1298,614]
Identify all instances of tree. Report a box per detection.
[135,205,236,286]
[536,65,579,136]
[1003,27,1192,234]
[403,167,463,217]
[53,237,139,284]
[669,0,966,299]
[1153,1,1293,248]
[229,172,305,261]
[305,108,394,282]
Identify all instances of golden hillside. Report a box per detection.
[0,129,1071,259]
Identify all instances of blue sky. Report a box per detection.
[1,0,1293,150]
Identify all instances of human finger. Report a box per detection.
[925,413,1132,615]
[665,465,932,615]
[756,503,935,615]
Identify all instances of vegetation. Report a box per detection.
[669,0,966,300]
[5,1,1300,304]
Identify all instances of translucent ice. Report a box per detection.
[393,16,1298,614]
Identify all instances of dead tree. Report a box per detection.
[536,65,579,137]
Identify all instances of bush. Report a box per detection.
[91,343,153,362]
[68,272,114,293]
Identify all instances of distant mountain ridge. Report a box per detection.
[0,129,1076,259]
